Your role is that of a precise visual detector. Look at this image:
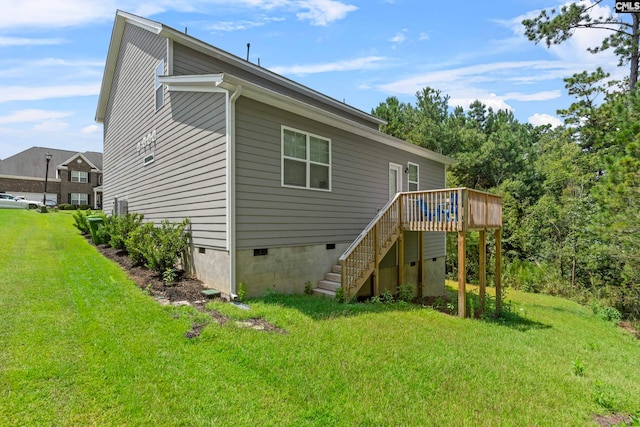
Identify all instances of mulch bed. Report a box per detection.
[91,238,285,336]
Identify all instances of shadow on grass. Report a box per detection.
[483,310,552,332]
[247,292,551,332]
[248,293,422,321]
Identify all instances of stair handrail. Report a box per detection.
[338,192,401,263]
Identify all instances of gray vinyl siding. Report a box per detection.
[102,23,228,249]
[172,43,379,130]
[234,97,446,258]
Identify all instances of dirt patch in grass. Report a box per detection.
[620,321,639,339]
[92,239,285,334]
[593,413,634,427]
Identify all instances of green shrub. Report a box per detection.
[108,213,144,250]
[591,302,622,324]
[237,282,247,301]
[72,210,91,235]
[162,267,178,285]
[78,204,91,210]
[96,214,114,245]
[125,218,191,275]
[58,203,74,210]
[304,281,313,295]
[126,222,155,266]
[397,283,414,302]
[503,259,544,293]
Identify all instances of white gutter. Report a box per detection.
[227,85,243,299]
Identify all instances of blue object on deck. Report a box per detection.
[439,193,459,222]
[416,198,433,220]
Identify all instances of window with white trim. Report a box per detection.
[71,193,88,206]
[71,170,88,183]
[282,127,331,191]
[155,60,164,111]
[407,162,419,191]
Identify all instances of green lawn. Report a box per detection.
[1,210,639,426]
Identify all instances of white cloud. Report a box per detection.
[34,120,69,132]
[390,30,407,43]
[207,16,285,32]
[528,113,563,127]
[81,124,101,134]
[419,32,429,41]
[270,55,387,75]
[296,0,358,26]
[503,91,562,102]
[449,93,514,112]
[0,0,115,28]
[378,60,567,95]
[0,109,73,124]
[0,0,357,28]
[0,37,65,46]
[0,84,100,103]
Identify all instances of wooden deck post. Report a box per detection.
[495,228,502,313]
[457,231,466,318]
[398,232,405,290]
[418,231,424,299]
[479,230,486,315]
[373,223,380,297]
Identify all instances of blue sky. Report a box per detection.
[0,0,623,160]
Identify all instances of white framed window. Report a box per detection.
[71,193,88,206]
[155,60,164,111]
[407,162,419,191]
[71,170,88,183]
[282,126,331,191]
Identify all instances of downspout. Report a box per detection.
[228,85,242,299]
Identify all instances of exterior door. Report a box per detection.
[389,163,403,200]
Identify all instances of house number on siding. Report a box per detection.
[137,130,156,154]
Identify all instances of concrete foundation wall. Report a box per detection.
[423,256,446,297]
[188,248,231,296]
[359,255,446,299]
[236,243,350,298]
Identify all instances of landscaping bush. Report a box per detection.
[126,222,155,266]
[78,204,91,210]
[72,210,92,235]
[125,218,191,275]
[58,203,74,210]
[107,213,144,250]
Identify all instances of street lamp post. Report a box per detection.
[43,152,52,206]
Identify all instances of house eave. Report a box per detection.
[0,174,61,183]
[96,10,386,128]
[218,76,455,165]
[95,11,163,123]
[59,153,101,171]
[158,74,225,93]
[161,72,454,165]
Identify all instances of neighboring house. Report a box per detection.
[96,10,461,300]
[0,147,103,208]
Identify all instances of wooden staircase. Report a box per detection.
[312,264,342,297]
[311,188,503,304]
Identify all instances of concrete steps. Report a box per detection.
[312,264,342,298]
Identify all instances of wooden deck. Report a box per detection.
[339,188,503,317]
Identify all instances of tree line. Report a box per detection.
[372,78,639,322]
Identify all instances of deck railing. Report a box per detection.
[339,194,402,299]
[339,188,502,299]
